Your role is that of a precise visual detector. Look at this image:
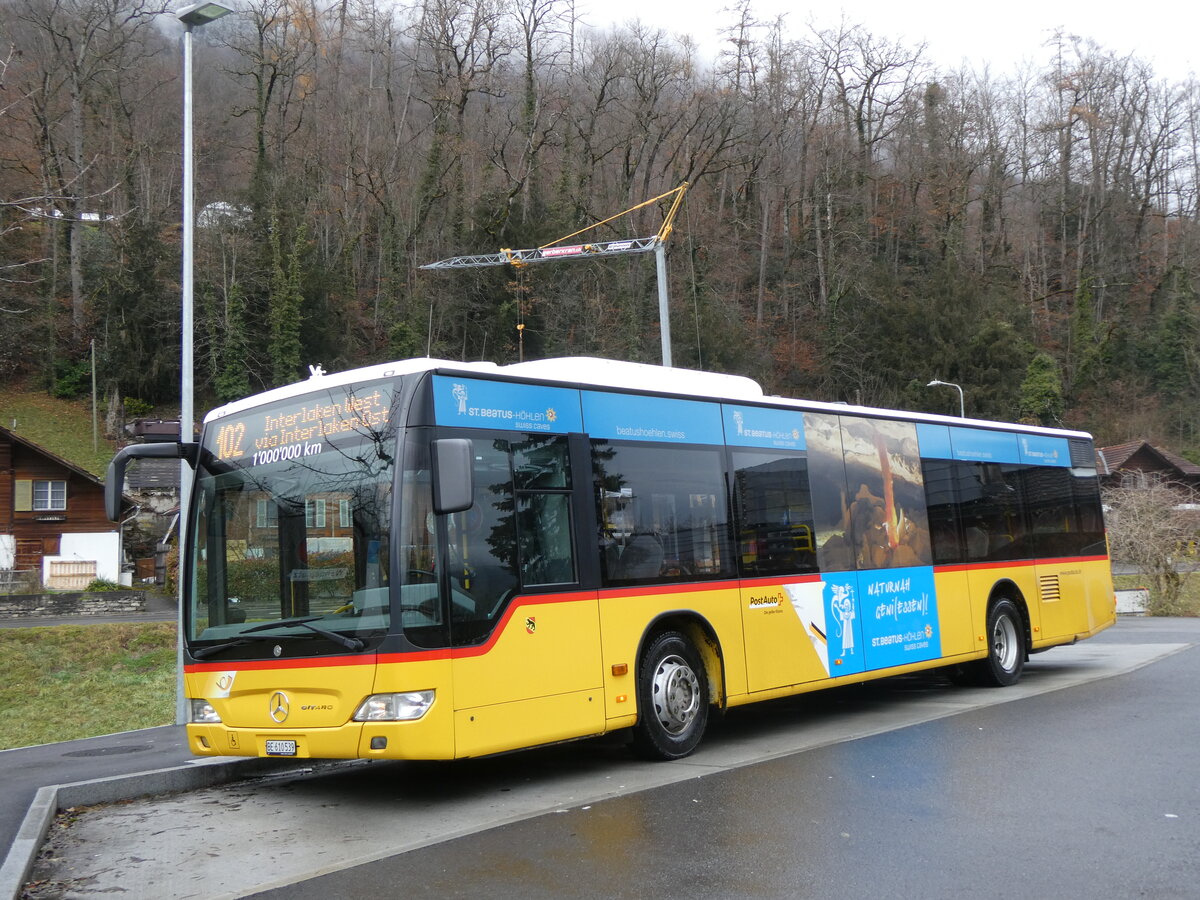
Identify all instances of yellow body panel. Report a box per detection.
[451,595,602,708]
[186,656,460,760]
[598,585,747,715]
[1031,557,1116,648]
[741,579,832,692]
[450,594,604,756]
[188,721,365,758]
[933,569,977,657]
[186,557,1115,761]
[968,563,1040,640]
[187,662,376,730]
[454,689,602,758]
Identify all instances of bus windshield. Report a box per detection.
[187,382,397,649]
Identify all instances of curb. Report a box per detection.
[0,756,293,900]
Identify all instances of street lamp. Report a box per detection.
[926,379,965,418]
[176,0,232,724]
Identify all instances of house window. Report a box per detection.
[305,499,326,529]
[33,480,67,511]
[1120,471,1145,488]
[255,499,278,528]
[339,499,350,528]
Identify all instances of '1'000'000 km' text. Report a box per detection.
[252,441,324,466]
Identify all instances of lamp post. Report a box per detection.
[926,379,965,418]
[175,1,232,724]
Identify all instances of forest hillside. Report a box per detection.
[2,0,1199,458]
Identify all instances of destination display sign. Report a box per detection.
[206,381,395,467]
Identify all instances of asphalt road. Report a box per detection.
[0,726,193,858]
[276,625,1199,900]
[22,618,1199,899]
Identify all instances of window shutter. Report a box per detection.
[14,479,32,512]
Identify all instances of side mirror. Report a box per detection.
[431,438,474,515]
[106,442,200,522]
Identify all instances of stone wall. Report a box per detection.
[0,591,147,619]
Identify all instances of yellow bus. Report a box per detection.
[107,357,1116,761]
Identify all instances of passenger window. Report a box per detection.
[513,436,577,586]
[1022,466,1077,557]
[517,493,575,585]
[958,462,1028,562]
[594,441,732,585]
[732,449,818,576]
[922,458,965,565]
[1073,472,1107,555]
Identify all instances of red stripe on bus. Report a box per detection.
[185,591,596,673]
[186,560,1102,673]
[185,654,383,673]
[934,555,1108,574]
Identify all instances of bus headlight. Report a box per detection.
[353,691,435,721]
[189,699,222,724]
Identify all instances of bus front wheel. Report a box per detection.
[631,630,709,760]
[977,598,1025,687]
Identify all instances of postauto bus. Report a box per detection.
[106,357,1116,761]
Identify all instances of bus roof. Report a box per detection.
[202,356,1092,442]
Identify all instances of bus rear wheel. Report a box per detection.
[976,598,1025,687]
[631,630,709,760]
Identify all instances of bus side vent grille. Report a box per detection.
[1039,575,1061,602]
[1069,439,1096,468]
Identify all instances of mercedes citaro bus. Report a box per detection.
[106,357,1115,761]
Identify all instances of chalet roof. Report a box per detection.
[0,424,134,506]
[1095,439,1200,477]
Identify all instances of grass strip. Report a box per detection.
[0,623,176,750]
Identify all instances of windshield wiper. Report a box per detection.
[191,634,272,660]
[241,616,366,651]
[191,617,366,659]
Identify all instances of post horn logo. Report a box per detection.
[269,691,290,723]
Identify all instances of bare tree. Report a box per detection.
[1104,481,1198,614]
[3,0,167,341]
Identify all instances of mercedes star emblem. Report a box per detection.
[269,691,290,723]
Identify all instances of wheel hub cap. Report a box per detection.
[651,655,700,735]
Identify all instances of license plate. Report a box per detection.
[265,740,297,756]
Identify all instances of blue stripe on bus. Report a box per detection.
[581,391,724,444]
[431,375,583,433]
[916,423,953,459]
[722,405,807,450]
[920,423,1056,465]
[948,428,1019,463]
[1017,434,1070,467]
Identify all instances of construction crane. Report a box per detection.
[421,183,689,366]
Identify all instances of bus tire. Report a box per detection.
[631,630,709,760]
[976,598,1025,687]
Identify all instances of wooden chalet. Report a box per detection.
[1095,440,1200,491]
[0,424,133,584]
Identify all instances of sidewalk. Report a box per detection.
[0,726,292,899]
[0,603,294,899]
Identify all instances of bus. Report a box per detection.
[106,356,1116,761]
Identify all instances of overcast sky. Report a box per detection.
[575,0,1199,82]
